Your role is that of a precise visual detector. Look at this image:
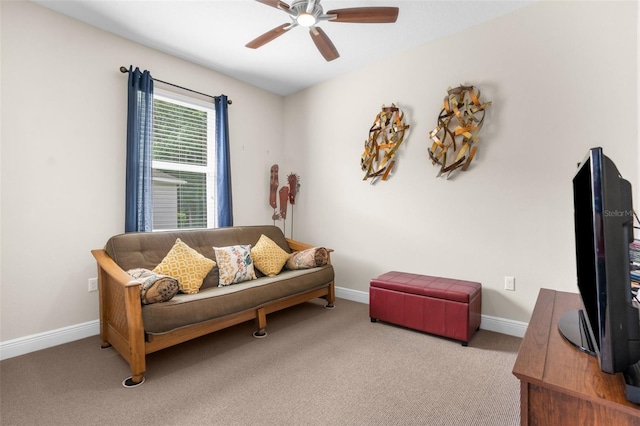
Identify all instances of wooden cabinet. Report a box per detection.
[512,288,640,425]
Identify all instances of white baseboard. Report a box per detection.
[478,314,528,338]
[336,286,370,304]
[336,286,528,338]
[0,320,100,361]
[0,287,528,360]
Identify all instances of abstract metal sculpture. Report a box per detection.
[267,166,301,238]
[287,173,300,205]
[270,164,280,220]
[361,104,410,184]
[428,85,491,178]
[287,173,300,238]
[278,186,289,219]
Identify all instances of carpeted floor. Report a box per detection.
[0,298,522,425]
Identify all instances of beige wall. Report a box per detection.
[0,0,285,342]
[282,0,638,322]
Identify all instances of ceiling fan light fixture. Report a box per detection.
[297,12,316,27]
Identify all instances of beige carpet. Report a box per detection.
[0,298,522,425]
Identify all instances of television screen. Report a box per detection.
[572,154,601,353]
[558,147,640,403]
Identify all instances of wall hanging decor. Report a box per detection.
[361,103,410,184]
[268,165,301,238]
[427,85,491,179]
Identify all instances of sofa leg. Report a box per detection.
[253,329,268,338]
[461,341,468,347]
[324,283,336,309]
[122,375,145,388]
[254,307,268,338]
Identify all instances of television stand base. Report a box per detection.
[557,309,596,356]
[624,363,640,404]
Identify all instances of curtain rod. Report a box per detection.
[119,66,232,104]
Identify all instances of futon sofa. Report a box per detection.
[91,225,335,387]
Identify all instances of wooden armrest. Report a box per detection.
[285,238,333,254]
[91,249,140,287]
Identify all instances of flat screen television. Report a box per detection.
[558,147,640,403]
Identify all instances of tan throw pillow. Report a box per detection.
[285,247,329,270]
[127,268,179,304]
[213,244,257,286]
[251,234,290,277]
[152,238,216,294]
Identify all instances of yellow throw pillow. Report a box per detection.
[153,238,216,294]
[250,234,290,277]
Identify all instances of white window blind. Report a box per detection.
[152,90,216,231]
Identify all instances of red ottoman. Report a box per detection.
[369,271,482,345]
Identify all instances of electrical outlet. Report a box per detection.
[88,278,98,292]
[504,276,515,291]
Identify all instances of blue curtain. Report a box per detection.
[215,95,233,227]
[125,66,154,232]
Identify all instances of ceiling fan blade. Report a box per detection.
[245,23,291,49]
[255,0,290,11]
[309,27,339,62]
[326,7,399,23]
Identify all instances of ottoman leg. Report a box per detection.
[370,318,378,323]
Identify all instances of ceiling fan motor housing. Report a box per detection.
[290,0,324,24]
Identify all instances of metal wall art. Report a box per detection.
[428,85,491,178]
[361,104,410,184]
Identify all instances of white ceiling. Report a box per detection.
[32,0,534,96]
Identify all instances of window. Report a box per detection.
[152,89,216,230]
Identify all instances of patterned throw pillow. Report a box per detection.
[152,238,216,295]
[250,234,290,277]
[127,268,180,304]
[213,245,257,286]
[285,247,329,270]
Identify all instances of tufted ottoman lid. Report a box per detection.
[370,271,481,303]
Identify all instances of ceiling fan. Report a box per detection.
[245,0,399,62]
